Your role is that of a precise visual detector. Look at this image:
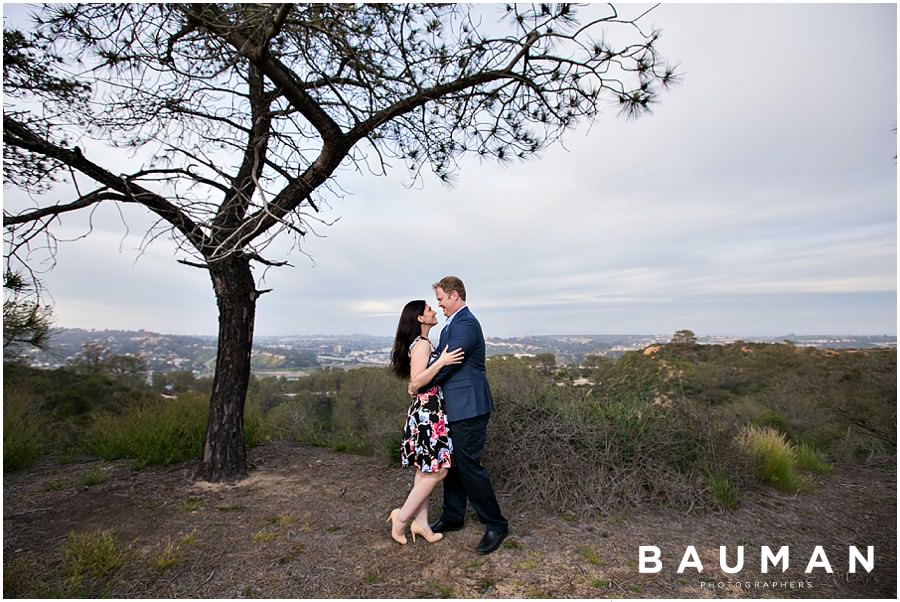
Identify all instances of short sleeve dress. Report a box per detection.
[400,336,453,473]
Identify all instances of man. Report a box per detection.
[412,275,509,555]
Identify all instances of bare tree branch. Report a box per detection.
[3,2,676,480]
[3,116,209,251]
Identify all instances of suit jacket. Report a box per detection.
[426,306,494,421]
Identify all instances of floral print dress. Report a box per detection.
[401,336,453,473]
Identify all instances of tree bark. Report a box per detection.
[198,255,257,481]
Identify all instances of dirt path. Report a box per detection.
[3,441,896,598]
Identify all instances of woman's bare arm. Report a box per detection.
[408,342,463,392]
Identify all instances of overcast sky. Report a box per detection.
[3,3,897,338]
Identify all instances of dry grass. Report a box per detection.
[3,441,895,598]
[487,387,741,514]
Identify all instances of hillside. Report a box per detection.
[3,441,895,598]
[5,340,896,597]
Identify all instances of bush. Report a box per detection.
[329,368,407,456]
[3,528,126,598]
[735,425,802,491]
[86,392,264,467]
[486,356,745,514]
[706,471,740,510]
[3,554,53,598]
[794,442,832,474]
[85,393,211,467]
[752,410,791,435]
[651,344,895,463]
[3,383,44,471]
[64,530,122,580]
[61,529,123,597]
[257,344,891,515]
[261,367,408,459]
[263,392,334,448]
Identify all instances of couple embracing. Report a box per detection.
[388,276,509,555]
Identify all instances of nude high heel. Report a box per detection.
[410,520,443,544]
[387,508,408,545]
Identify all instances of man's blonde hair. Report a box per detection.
[433,276,466,301]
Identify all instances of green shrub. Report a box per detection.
[486,355,739,513]
[64,530,122,579]
[752,410,791,435]
[85,393,210,467]
[3,384,44,471]
[62,529,123,596]
[793,443,831,474]
[385,432,403,465]
[706,471,740,510]
[249,344,895,514]
[76,468,109,488]
[3,554,54,598]
[736,425,801,491]
[263,394,333,448]
[243,400,265,449]
[260,367,407,458]
[85,392,264,467]
[651,345,895,464]
[329,368,409,456]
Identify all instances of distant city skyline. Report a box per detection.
[26,328,896,377]
[3,4,896,339]
[43,326,900,340]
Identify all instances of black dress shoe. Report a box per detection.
[430,518,464,533]
[477,528,509,555]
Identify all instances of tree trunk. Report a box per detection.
[198,255,257,482]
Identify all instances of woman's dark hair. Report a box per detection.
[390,300,426,380]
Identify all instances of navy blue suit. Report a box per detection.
[426,306,508,532]
[431,306,493,421]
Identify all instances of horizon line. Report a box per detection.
[50,326,898,340]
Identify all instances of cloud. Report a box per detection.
[5,3,895,338]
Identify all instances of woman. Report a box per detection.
[387,299,464,544]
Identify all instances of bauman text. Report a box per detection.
[638,546,874,574]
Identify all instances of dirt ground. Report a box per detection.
[3,440,897,598]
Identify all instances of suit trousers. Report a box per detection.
[441,413,508,531]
